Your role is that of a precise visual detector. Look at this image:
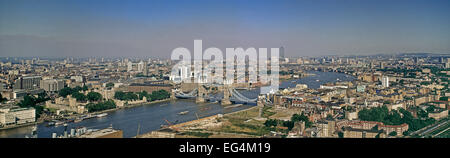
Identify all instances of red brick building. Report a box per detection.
[127,83,172,93]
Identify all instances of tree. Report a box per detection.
[114,91,138,101]
[149,90,170,101]
[58,87,74,98]
[0,93,7,102]
[358,106,389,123]
[389,131,397,136]
[87,92,102,102]
[18,95,36,107]
[439,97,448,101]
[126,92,138,100]
[264,119,278,127]
[338,132,344,138]
[58,86,88,98]
[114,91,125,100]
[403,131,409,136]
[86,100,116,112]
[73,86,83,92]
[385,110,402,125]
[282,121,295,130]
[326,114,334,120]
[417,109,428,119]
[72,92,87,102]
[106,82,114,88]
[426,106,436,113]
[138,91,149,100]
[82,85,89,91]
[17,95,47,118]
[360,107,436,134]
[291,113,312,127]
[372,125,379,131]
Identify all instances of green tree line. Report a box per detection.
[58,86,88,98]
[358,106,436,134]
[114,90,170,101]
[85,100,116,112]
[264,113,312,131]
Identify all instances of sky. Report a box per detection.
[0,0,449,58]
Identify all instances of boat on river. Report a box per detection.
[178,111,189,115]
[46,122,55,127]
[224,104,243,109]
[54,121,64,126]
[96,113,108,118]
[74,118,83,123]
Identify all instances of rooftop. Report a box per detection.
[129,83,172,87]
[77,127,122,138]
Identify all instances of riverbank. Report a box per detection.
[57,98,173,121]
[0,122,39,130]
[137,105,259,138]
[0,98,173,131]
[1,97,257,138]
[169,105,259,129]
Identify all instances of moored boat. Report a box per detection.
[74,118,83,123]
[96,113,108,118]
[54,121,64,126]
[46,122,55,127]
[178,111,189,115]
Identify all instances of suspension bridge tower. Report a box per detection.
[196,84,207,103]
[221,88,232,105]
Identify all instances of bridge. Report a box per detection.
[173,84,258,105]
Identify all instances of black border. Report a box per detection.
[1,138,448,157]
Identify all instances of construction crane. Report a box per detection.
[195,112,200,120]
[136,123,141,137]
[162,118,179,131]
[164,119,174,126]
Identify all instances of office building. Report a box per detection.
[40,79,65,93]
[0,107,36,125]
[382,76,389,88]
[14,76,42,90]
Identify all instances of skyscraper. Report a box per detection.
[143,61,148,76]
[127,61,133,72]
[446,58,450,68]
[137,61,144,72]
[382,76,389,88]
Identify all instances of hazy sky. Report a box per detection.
[0,0,449,58]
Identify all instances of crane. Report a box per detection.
[164,119,174,126]
[162,118,179,131]
[195,112,200,120]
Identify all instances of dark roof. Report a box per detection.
[129,83,172,87]
[343,127,384,133]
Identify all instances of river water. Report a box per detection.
[0,71,355,138]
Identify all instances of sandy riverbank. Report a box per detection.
[136,105,259,138]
